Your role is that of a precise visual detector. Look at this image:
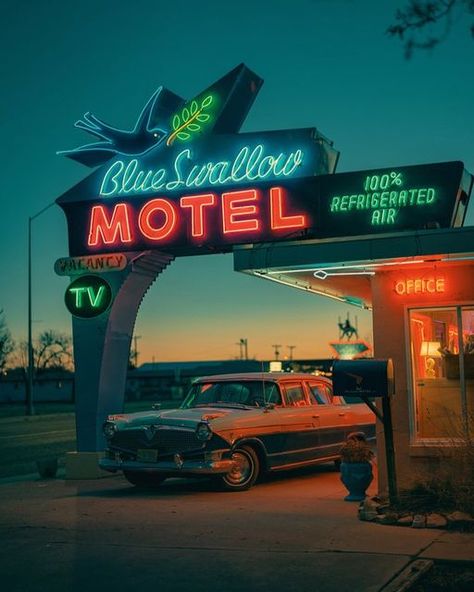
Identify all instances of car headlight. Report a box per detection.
[195,422,212,441]
[103,421,117,440]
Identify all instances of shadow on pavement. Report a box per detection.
[66,461,342,499]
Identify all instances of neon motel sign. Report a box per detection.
[56,65,470,260]
[88,141,310,250]
[88,186,307,249]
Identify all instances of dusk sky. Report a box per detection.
[1,0,473,363]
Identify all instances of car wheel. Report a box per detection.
[123,470,166,488]
[221,445,259,491]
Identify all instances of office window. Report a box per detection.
[409,306,473,441]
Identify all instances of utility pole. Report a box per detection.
[133,335,141,368]
[27,201,56,416]
[240,338,248,360]
[287,345,296,360]
[235,341,243,360]
[272,344,282,360]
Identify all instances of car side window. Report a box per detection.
[220,383,251,404]
[264,383,282,406]
[283,383,307,407]
[326,385,346,406]
[308,382,329,405]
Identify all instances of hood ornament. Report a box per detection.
[144,424,157,441]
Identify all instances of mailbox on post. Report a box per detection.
[332,358,398,505]
[332,359,394,399]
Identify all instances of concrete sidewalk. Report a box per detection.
[0,465,472,592]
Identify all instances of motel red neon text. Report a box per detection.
[88,187,309,250]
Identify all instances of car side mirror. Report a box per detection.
[263,403,275,413]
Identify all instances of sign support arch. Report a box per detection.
[67,252,173,457]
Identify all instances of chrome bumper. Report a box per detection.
[99,457,235,475]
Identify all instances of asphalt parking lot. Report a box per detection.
[3,463,470,592]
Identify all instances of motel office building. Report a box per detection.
[234,225,474,492]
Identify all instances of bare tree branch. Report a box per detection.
[0,309,14,372]
[34,330,73,373]
[387,1,474,57]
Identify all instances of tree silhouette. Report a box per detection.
[0,309,14,372]
[388,1,474,57]
[34,330,73,373]
[12,330,73,374]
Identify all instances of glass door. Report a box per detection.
[409,307,462,440]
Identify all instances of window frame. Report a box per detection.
[406,302,473,445]
[281,381,309,407]
[306,380,330,405]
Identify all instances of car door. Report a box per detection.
[267,381,320,469]
[307,380,349,459]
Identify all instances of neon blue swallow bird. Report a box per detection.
[59,87,183,167]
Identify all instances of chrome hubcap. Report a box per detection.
[225,451,252,485]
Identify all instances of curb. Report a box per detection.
[379,559,433,592]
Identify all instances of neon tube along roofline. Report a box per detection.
[254,271,371,308]
[267,259,426,275]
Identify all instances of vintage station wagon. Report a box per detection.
[99,372,375,491]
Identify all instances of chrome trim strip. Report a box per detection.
[99,457,234,475]
[266,442,337,458]
[270,455,339,471]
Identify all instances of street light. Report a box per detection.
[27,202,56,416]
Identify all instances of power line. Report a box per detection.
[272,344,282,360]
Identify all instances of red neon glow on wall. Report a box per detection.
[270,187,307,230]
[138,198,178,241]
[180,193,216,238]
[222,189,260,234]
[88,204,133,247]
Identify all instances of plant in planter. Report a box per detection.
[339,431,374,502]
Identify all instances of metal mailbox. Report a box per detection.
[332,359,394,398]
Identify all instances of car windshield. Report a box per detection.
[182,381,281,409]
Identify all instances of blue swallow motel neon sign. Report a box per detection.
[57,64,343,257]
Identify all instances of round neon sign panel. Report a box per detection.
[65,275,112,318]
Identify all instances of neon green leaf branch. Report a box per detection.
[167,95,214,146]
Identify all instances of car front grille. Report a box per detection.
[113,426,204,454]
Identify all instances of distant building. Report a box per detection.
[0,368,75,403]
[0,359,334,404]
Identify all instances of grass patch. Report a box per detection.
[0,401,181,478]
[411,562,474,592]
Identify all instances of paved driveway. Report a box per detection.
[0,465,453,592]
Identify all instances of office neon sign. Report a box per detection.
[394,277,446,296]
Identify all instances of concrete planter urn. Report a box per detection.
[339,432,374,502]
[340,461,373,501]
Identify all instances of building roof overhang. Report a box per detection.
[233,226,474,310]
